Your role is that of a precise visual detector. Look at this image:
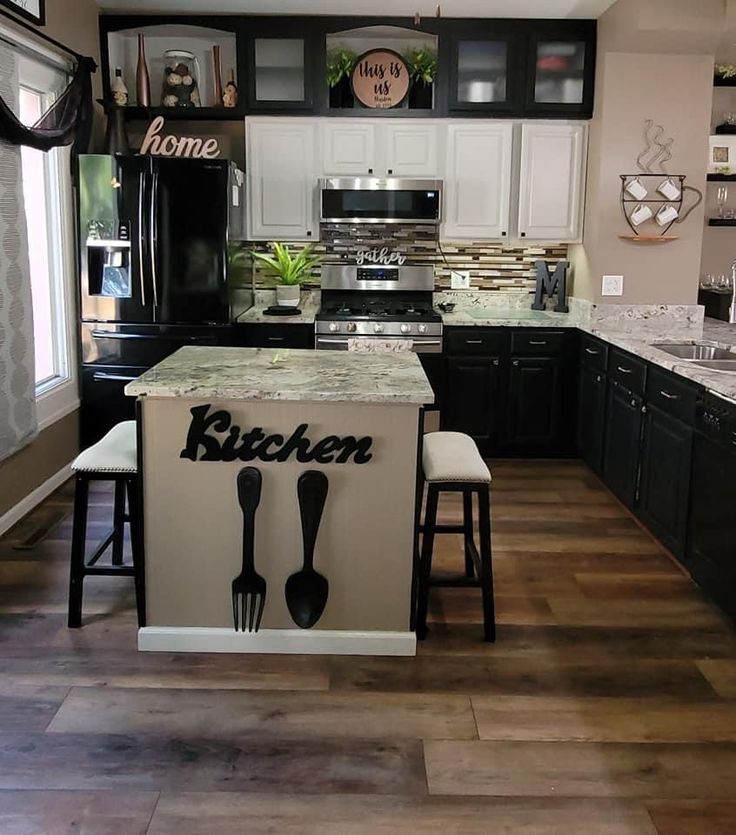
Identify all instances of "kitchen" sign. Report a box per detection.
[140,116,221,159]
[180,405,374,464]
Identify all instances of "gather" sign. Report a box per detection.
[140,116,221,159]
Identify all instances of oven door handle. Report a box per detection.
[316,337,349,345]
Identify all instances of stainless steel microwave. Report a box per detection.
[319,177,442,225]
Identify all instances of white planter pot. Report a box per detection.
[276,285,301,307]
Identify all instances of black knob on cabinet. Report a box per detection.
[520,232,526,237]
[368,168,373,174]
[501,231,507,237]
[306,230,312,237]
[387,169,393,174]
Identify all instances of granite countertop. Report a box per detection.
[237,300,320,325]
[125,345,434,405]
[441,307,575,328]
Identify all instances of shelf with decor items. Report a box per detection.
[100,14,597,120]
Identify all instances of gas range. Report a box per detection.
[315,264,442,353]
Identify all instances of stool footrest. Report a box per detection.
[430,575,482,589]
[83,566,136,577]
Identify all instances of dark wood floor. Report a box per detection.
[1,460,735,833]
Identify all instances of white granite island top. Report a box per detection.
[126,345,434,405]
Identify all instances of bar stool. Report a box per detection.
[416,431,495,642]
[68,421,145,628]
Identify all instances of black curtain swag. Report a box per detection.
[0,56,96,155]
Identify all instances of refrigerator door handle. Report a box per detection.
[150,170,159,307]
[90,330,217,344]
[138,171,146,306]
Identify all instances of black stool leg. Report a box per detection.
[68,475,89,628]
[463,491,475,578]
[111,480,126,566]
[477,486,496,643]
[416,484,439,641]
[127,478,146,628]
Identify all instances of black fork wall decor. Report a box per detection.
[232,466,267,632]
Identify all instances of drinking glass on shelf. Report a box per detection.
[717,186,729,218]
[718,273,730,290]
[726,112,736,125]
[701,273,714,289]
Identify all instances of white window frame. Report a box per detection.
[11,38,79,431]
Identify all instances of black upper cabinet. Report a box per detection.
[447,22,525,114]
[524,21,596,118]
[100,14,596,120]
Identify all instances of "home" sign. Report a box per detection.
[140,116,221,159]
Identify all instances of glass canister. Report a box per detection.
[161,49,201,108]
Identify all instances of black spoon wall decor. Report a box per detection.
[231,466,267,632]
[286,470,329,629]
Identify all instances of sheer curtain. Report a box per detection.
[0,40,37,460]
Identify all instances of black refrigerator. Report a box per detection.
[77,154,250,446]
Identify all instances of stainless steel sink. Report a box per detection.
[692,359,736,373]
[655,342,736,360]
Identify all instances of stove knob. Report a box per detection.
[346,322,357,333]
[400,324,411,334]
[328,322,339,333]
[418,324,428,334]
[374,323,384,334]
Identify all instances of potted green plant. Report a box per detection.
[251,242,321,307]
[327,48,356,108]
[405,47,437,109]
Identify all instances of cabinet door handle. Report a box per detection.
[585,347,599,355]
[465,339,483,345]
[617,365,633,374]
[267,337,285,342]
[492,359,499,366]
[595,374,602,382]
[660,390,679,400]
[387,168,393,175]
[368,168,374,174]
[512,359,520,366]
[529,340,547,346]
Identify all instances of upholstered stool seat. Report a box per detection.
[416,431,496,642]
[68,421,145,629]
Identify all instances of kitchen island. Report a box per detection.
[126,346,433,656]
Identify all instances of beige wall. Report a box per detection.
[571,0,720,305]
[0,0,100,521]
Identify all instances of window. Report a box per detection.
[15,51,78,428]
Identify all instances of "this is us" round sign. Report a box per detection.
[351,49,410,109]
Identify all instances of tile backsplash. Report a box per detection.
[241,224,568,293]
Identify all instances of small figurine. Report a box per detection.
[223,68,238,108]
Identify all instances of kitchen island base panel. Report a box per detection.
[138,627,416,656]
[140,396,420,643]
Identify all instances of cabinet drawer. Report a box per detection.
[240,324,314,349]
[511,330,566,356]
[609,348,647,395]
[446,328,506,355]
[579,334,608,371]
[646,367,699,424]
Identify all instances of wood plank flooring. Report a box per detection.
[0,460,735,833]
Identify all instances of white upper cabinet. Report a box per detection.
[320,119,441,177]
[246,118,318,241]
[321,121,377,175]
[517,123,587,242]
[442,122,513,240]
[383,123,440,177]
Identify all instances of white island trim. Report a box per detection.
[139,626,417,656]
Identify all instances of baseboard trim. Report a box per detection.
[138,627,417,656]
[0,463,74,538]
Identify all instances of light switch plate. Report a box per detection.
[602,275,624,296]
[451,270,471,290]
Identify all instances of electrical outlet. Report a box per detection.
[602,275,624,296]
[451,270,471,290]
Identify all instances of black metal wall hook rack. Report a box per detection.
[0,7,97,70]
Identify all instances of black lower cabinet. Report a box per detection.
[81,366,147,447]
[445,356,501,451]
[577,365,607,472]
[637,406,693,558]
[506,357,564,451]
[238,323,314,349]
[602,381,643,508]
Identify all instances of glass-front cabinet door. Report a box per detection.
[245,22,315,110]
[448,25,522,113]
[524,23,596,118]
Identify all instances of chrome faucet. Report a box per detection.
[731,260,736,324]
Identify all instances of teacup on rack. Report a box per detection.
[657,178,681,201]
[625,177,648,200]
[655,204,679,226]
[630,203,653,226]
